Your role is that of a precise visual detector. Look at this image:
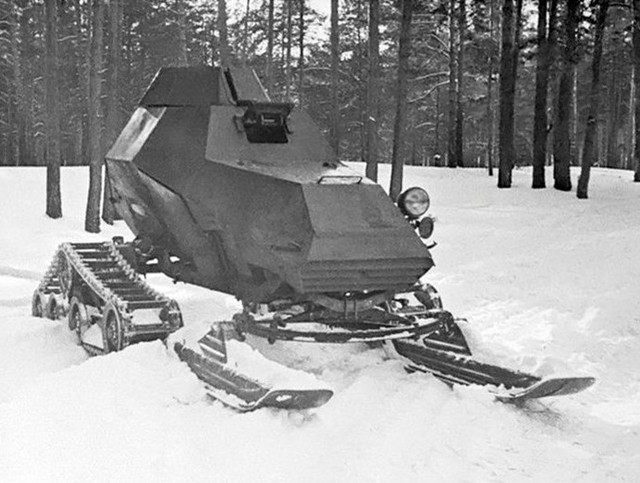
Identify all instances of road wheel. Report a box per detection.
[68,296,89,343]
[44,294,59,320]
[102,302,124,353]
[32,291,45,317]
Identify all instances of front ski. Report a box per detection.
[174,326,333,412]
[495,377,595,403]
[393,338,595,402]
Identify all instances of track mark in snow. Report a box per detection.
[0,265,42,281]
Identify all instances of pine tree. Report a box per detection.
[498,0,516,188]
[577,0,610,199]
[44,0,62,218]
[218,0,231,66]
[486,0,497,176]
[455,0,465,167]
[634,0,640,182]
[364,0,380,181]
[84,0,104,233]
[103,0,123,225]
[330,0,340,155]
[390,0,414,200]
[553,0,578,191]
[447,0,458,168]
[532,0,552,189]
[298,0,305,105]
[266,0,275,93]
[45,0,62,219]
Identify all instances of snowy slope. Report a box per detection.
[1,165,639,482]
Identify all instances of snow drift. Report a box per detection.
[0,165,639,482]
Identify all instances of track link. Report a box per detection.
[33,241,183,354]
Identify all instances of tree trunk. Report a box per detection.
[487,64,494,175]
[218,0,231,66]
[389,0,414,200]
[20,6,36,165]
[266,0,275,94]
[435,86,441,163]
[577,0,609,199]
[365,0,380,181]
[85,0,104,233]
[629,64,635,170]
[285,0,292,98]
[487,0,496,176]
[244,0,250,63]
[330,0,340,155]
[176,0,189,66]
[447,0,457,168]
[356,0,366,160]
[103,0,123,225]
[298,0,305,106]
[487,2,499,176]
[455,0,465,167]
[570,62,578,165]
[634,0,640,181]
[606,67,620,168]
[70,0,88,165]
[511,0,523,151]
[498,0,515,188]
[532,0,551,188]
[82,0,93,163]
[45,0,62,218]
[553,0,578,191]
[546,0,559,168]
[10,4,32,166]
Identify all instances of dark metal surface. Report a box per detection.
[240,318,441,343]
[140,66,223,107]
[106,66,433,304]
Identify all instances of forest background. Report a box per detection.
[1,0,639,229]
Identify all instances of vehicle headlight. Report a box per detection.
[417,216,435,239]
[398,187,430,219]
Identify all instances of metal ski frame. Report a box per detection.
[233,302,595,403]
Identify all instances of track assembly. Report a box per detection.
[33,242,183,355]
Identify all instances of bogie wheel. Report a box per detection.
[68,296,89,341]
[45,294,59,320]
[102,302,125,353]
[32,291,45,317]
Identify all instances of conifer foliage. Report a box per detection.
[0,0,635,221]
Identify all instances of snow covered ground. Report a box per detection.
[0,165,639,482]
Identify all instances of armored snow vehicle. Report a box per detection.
[32,66,594,410]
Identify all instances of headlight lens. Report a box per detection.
[398,187,430,218]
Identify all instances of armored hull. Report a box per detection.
[106,66,432,303]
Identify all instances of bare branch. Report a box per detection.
[408,80,449,104]
[410,71,449,82]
